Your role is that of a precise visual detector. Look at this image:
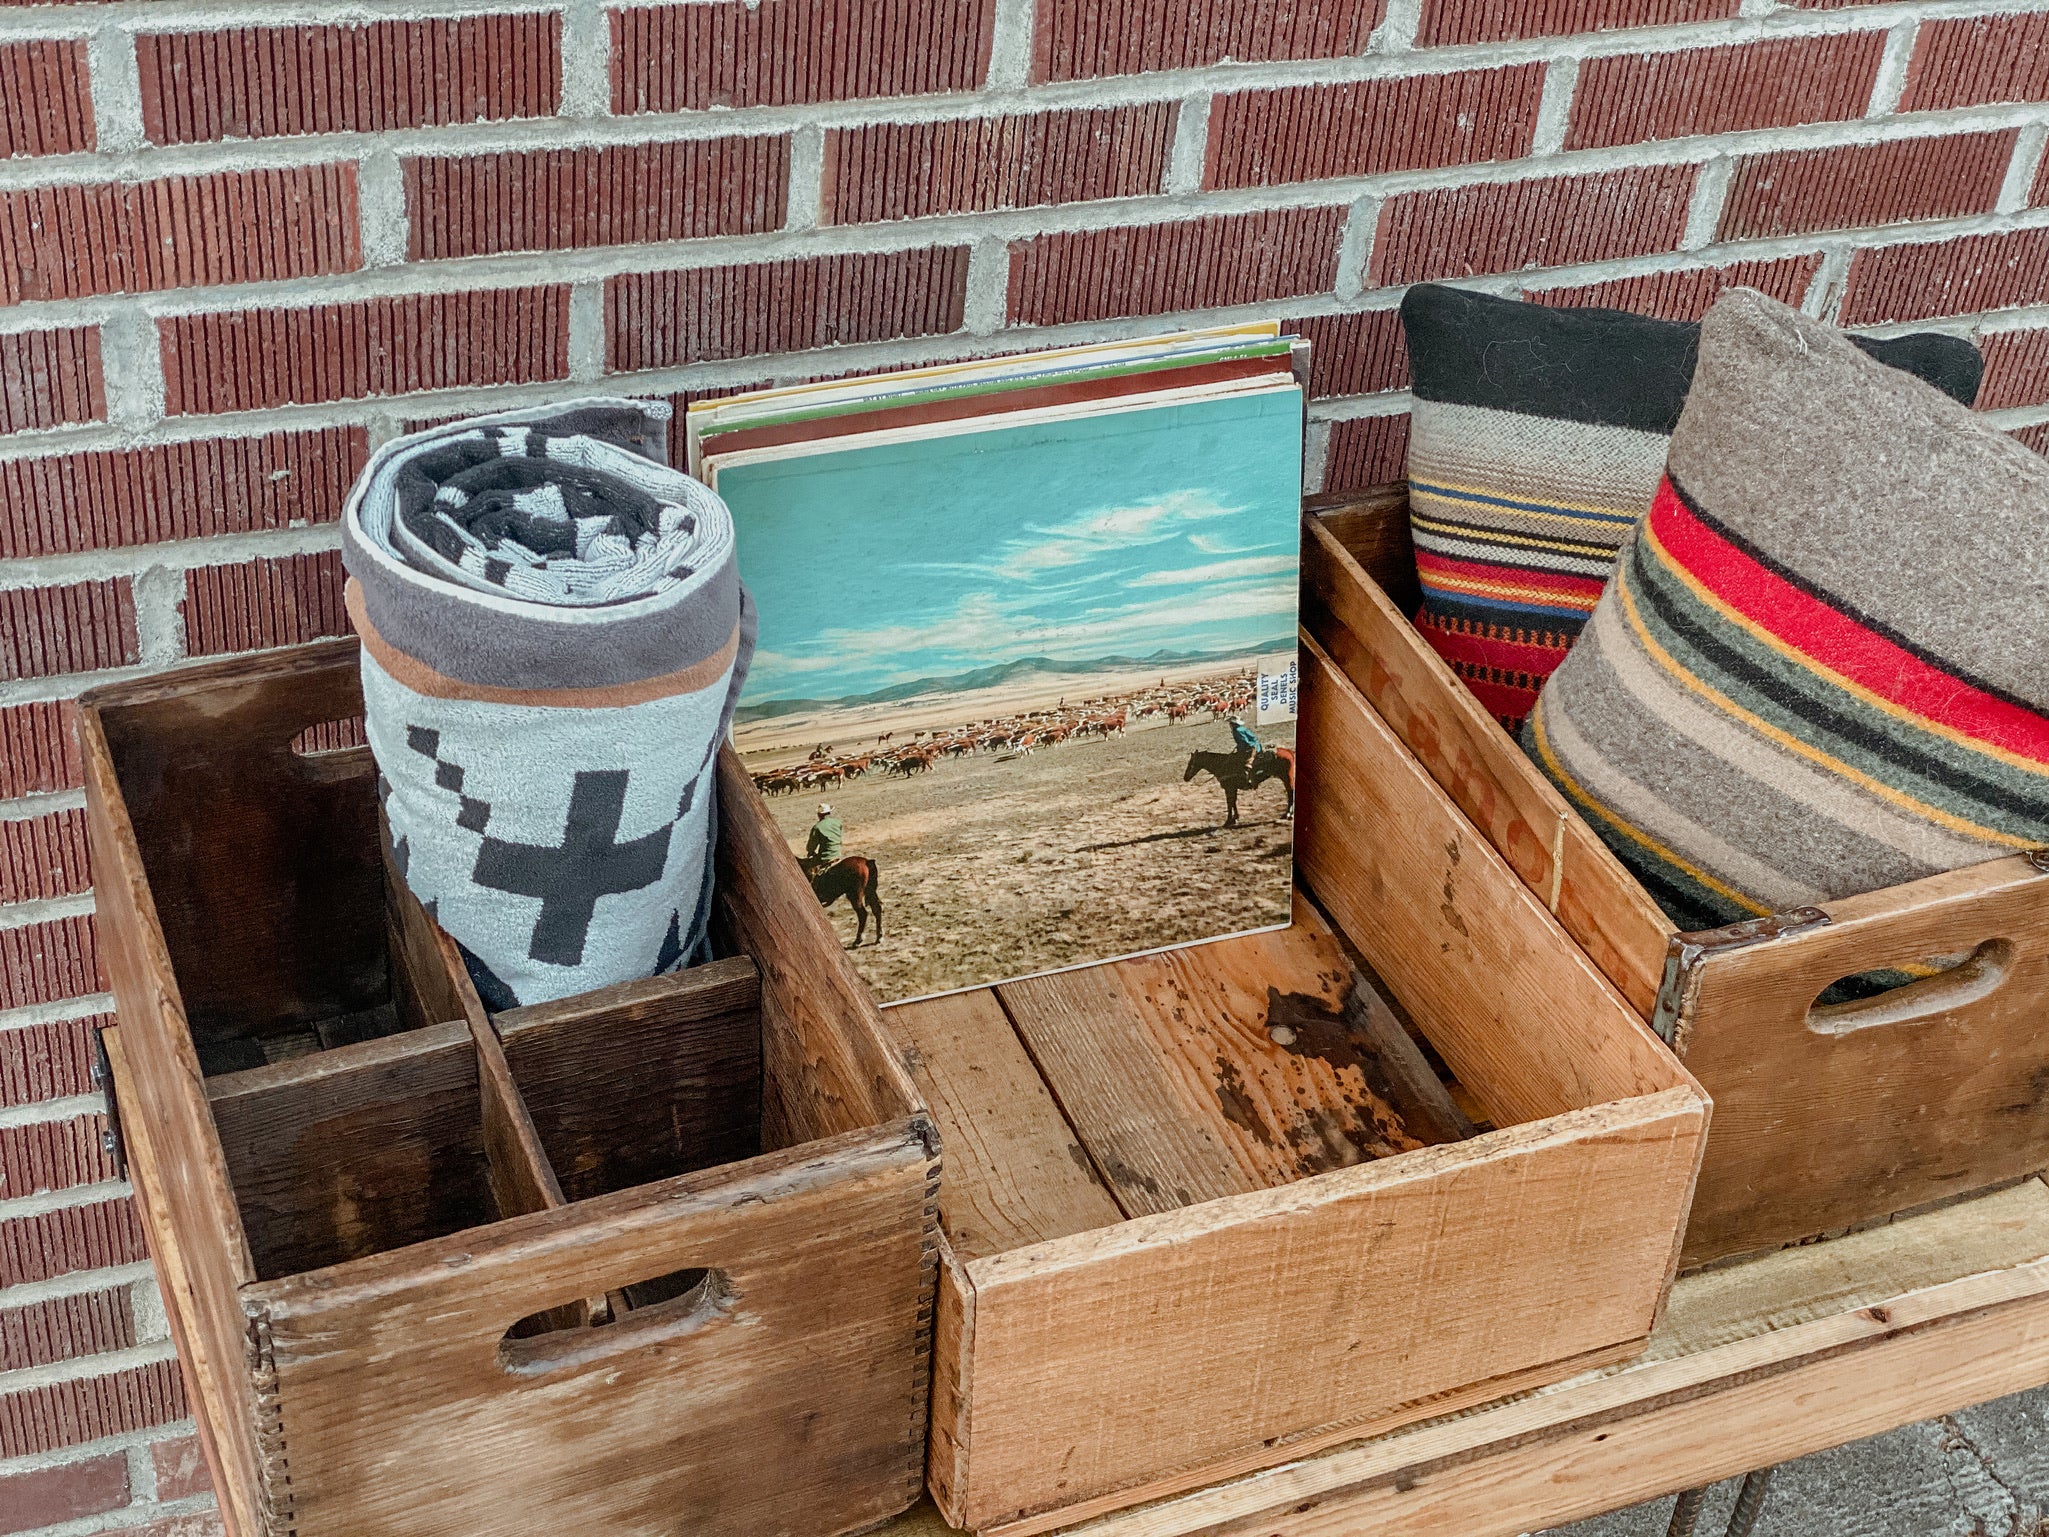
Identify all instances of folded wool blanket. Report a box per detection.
[341,399,754,1010]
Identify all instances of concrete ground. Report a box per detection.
[1544,1387,2049,1537]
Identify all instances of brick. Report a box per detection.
[1008,207,1347,327]
[1205,65,1543,190]
[1323,414,1410,492]
[1567,33,1886,149]
[160,288,569,414]
[606,247,969,370]
[0,1287,134,1372]
[0,1453,128,1537]
[0,914,105,1012]
[0,40,93,158]
[0,1012,106,1107]
[151,1433,214,1501]
[0,579,138,682]
[0,806,90,903]
[613,0,994,111]
[1371,164,1694,286]
[0,701,82,799]
[0,164,359,305]
[0,428,367,562]
[1418,0,1733,48]
[1976,329,2049,411]
[1283,311,1408,397]
[0,326,104,435]
[1902,12,2049,111]
[130,1516,227,1537]
[0,1198,147,1289]
[0,1113,115,1200]
[1718,132,2015,242]
[1841,228,2049,325]
[182,550,348,657]
[2014,421,2049,454]
[1525,255,1822,320]
[1034,0,1383,81]
[0,1358,186,1458]
[828,105,1174,224]
[407,136,788,260]
[137,15,561,144]
[2037,151,2049,208]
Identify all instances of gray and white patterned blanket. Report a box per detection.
[341,399,754,1009]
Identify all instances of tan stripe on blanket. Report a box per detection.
[346,579,741,709]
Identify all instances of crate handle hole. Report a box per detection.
[288,716,373,782]
[496,1267,733,1377]
[1807,939,2013,1036]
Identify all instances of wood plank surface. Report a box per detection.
[885,989,1123,1261]
[1302,503,1672,1018]
[245,1122,936,1537]
[79,708,268,1537]
[1294,633,1687,1126]
[938,1087,1706,1531]
[206,1020,489,1280]
[497,956,763,1203]
[713,745,924,1147]
[996,907,1450,1216]
[1672,853,2049,1266]
[879,1180,2049,1537]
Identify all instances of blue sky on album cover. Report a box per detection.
[715,388,1304,705]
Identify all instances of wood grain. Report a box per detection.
[1294,633,1687,1125]
[1673,853,2049,1266]
[885,989,1123,1261]
[206,1020,490,1280]
[1301,500,1671,1017]
[246,1123,936,1537]
[998,908,1443,1216]
[713,745,923,1148]
[79,705,268,1537]
[497,956,763,1203]
[939,1088,1705,1531]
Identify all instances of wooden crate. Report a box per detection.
[80,637,938,1537]
[887,621,1710,1533]
[1303,486,2049,1269]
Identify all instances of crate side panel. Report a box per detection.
[952,1091,1705,1530]
[252,1124,934,1537]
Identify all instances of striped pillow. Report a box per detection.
[1524,288,2049,944]
[1401,285,1984,731]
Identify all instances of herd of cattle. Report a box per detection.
[749,674,1260,798]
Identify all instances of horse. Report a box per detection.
[1182,747,1296,828]
[809,856,883,947]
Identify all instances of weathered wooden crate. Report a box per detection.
[887,601,1710,1532]
[1303,486,2049,1269]
[80,637,938,1537]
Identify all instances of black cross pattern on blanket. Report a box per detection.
[407,727,679,968]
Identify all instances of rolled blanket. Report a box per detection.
[341,399,754,1010]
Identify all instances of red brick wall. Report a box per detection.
[3,0,2049,1530]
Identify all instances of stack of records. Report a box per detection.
[689,323,1309,1003]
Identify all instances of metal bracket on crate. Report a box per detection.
[2027,847,2049,876]
[1651,907,1832,1047]
[90,1025,128,1181]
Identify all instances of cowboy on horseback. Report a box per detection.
[1228,715,1261,770]
[804,803,843,876]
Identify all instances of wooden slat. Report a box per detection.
[206,1020,488,1280]
[245,1122,936,1537]
[79,710,268,1537]
[1673,852,2049,1266]
[1301,504,1671,1018]
[713,746,923,1148]
[1294,633,1685,1126]
[937,1087,1706,1532]
[886,989,1124,1261]
[998,909,1449,1217]
[497,956,763,1204]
